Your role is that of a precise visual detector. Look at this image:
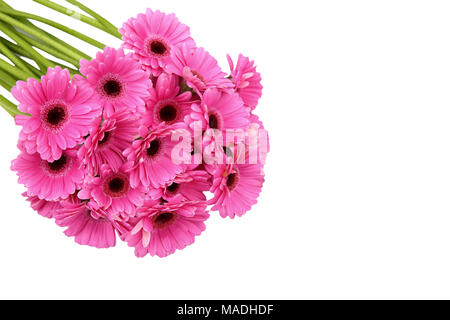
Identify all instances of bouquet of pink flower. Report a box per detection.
[1,0,269,257]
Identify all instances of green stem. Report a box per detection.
[17,35,80,68]
[17,56,45,77]
[65,0,121,38]
[33,0,118,37]
[0,35,37,76]
[0,37,80,75]
[0,7,106,49]
[0,12,87,62]
[0,96,15,116]
[0,58,33,80]
[0,78,12,93]
[0,0,89,61]
[0,94,26,117]
[0,36,28,57]
[0,68,16,89]
[0,20,54,71]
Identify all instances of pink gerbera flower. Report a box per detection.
[186,88,249,132]
[78,164,145,217]
[55,198,116,249]
[12,149,84,201]
[23,193,62,219]
[148,169,211,202]
[120,9,195,76]
[166,45,233,94]
[208,153,265,219]
[12,66,99,162]
[143,73,193,128]
[125,200,209,258]
[78,110,139,176]
[227,54,263,111]
[123,124,186,189]
[79,47,152,116]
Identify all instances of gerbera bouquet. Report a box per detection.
[1,0,269,258]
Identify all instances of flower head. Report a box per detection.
[79,47,152,116]
[12,66,99,162]
[208,152,265,219]
[78,110,139,176]
[186,88,249,132]
[12,148,84,201]
[120,9,195,76]
[123,124,186,189]
[78,164,145,217]
[227,54,263,111]
[55,197,117,249]
[143,73,193,128]
[125,200,209,257]
[166,46,233,94]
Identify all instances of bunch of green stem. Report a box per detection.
[0,0,120,117]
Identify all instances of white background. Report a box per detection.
[0,0,450,299]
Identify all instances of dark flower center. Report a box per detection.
[98,132,111,146]
[47,155,68,173]
[153,212,176,229]
[166,183,179,193]
[108,177,125,193]
[149,40,168,55]
[46,106,67,127]
[147,139,161,157]
[159,104,178,122]
[226,172,239,191]
[103,80,122,97]
[209,114,219,129]
[103,174,130,198]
